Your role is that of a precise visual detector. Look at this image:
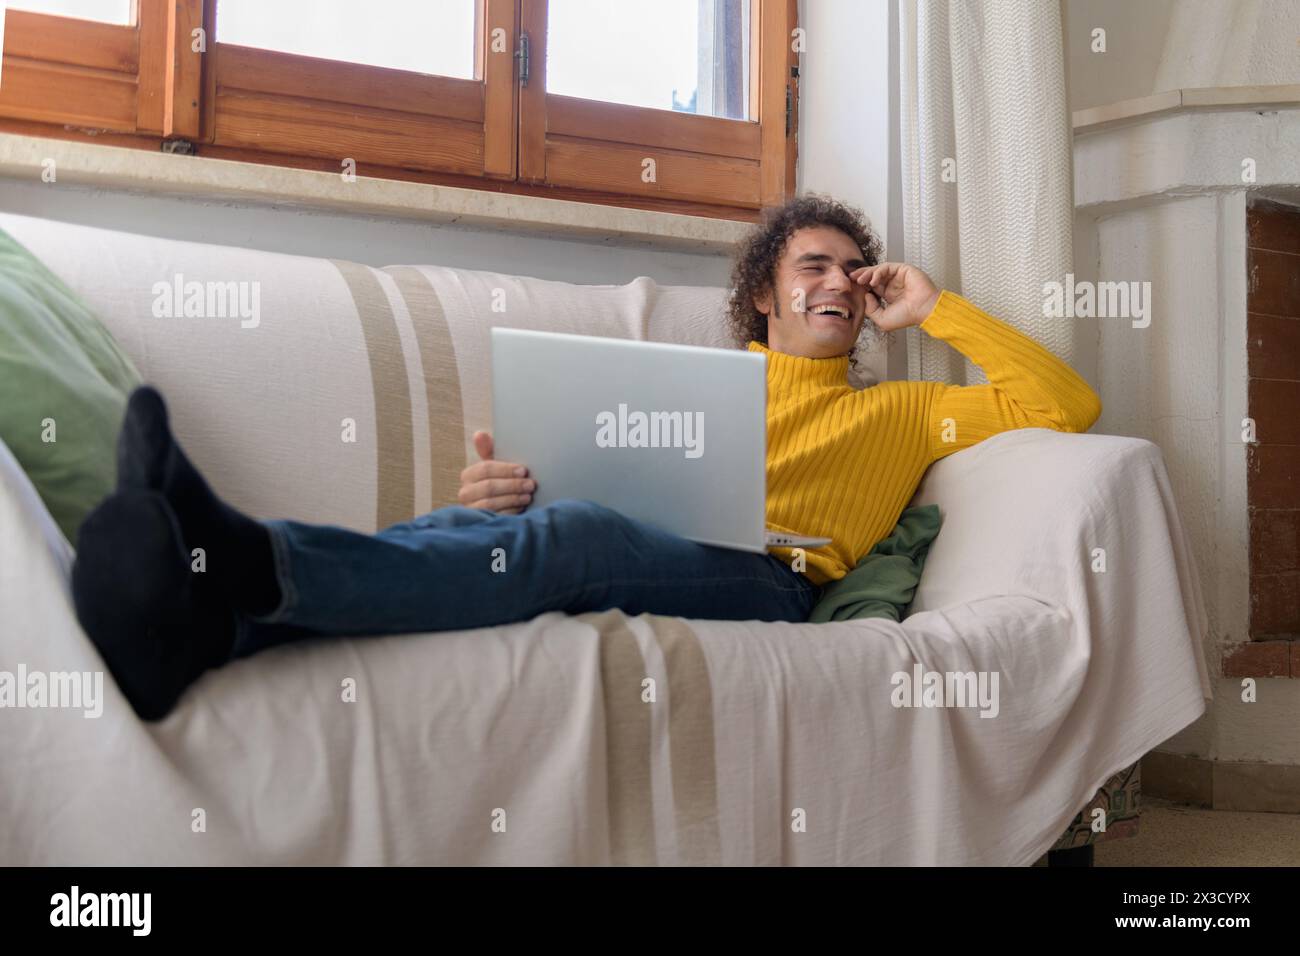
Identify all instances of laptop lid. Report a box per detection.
[491,327,769,553]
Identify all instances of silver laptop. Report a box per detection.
[491,327,832,554]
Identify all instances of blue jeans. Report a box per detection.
[231,498,820,659]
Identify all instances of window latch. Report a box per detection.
[516,31,531,87]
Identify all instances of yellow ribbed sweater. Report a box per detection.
[750,289,1102,586]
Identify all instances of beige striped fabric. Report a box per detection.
[587,609,723,866]
[13,210,732,537]
[646,616,723,864]
[593,610,658,865]
[331,260,416,529]
[386,267,467,511]
[326,261,470,529]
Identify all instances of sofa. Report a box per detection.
[0,211,1213,865]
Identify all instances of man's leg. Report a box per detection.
[235,498,817,655]
[73,386,818,721]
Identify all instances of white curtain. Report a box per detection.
[898,0,1075,385]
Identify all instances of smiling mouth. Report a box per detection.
[809,304,852,320]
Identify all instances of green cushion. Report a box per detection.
[0,227,142,545]
[808,504,943,622]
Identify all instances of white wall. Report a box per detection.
[1153,0,1300,91]
[796,0,894,247]
[1064,0,1179,111]
[0,178,734,288]
[1090,192,1247,672]
[795,0,905,380]
[1065,0,1300,112]
[1074,105,1300,766]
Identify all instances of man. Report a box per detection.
[72,194,1101,721]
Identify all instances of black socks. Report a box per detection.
[71,385,281,721]
[114,385,279,617]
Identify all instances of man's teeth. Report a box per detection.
[811,305,850,318]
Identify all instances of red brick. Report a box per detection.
[1222,640,1291,678]
[1247,313,1300,381]
[1248,200,1300,256]
[1250,508,1300,574]
[1248,248,1300,318]
[1250,572,1300,637]
[1249,379,1300,444]
[1248,444,1300,509]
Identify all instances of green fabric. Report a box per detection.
[807,504,943,623]
[0,227,142,544]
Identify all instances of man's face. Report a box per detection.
[753,225,870,359]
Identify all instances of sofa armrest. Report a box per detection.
[907,428,1202,631]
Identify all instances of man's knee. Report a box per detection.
[397,505,492,532]
[543,498,626,538]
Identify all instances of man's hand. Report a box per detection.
[458,431,535,514]
[849,263,941,332]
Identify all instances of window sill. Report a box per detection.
[0,132,751,255]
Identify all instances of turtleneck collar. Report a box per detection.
[747,340,850,390]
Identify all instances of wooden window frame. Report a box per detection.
[199,0,518,181]
[519,0,796,211]
[0,1,201,136]
[0,0,798,221]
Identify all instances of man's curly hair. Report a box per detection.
[727,193,890,370]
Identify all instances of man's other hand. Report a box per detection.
[850,262,941,332]
[458,431,535,514]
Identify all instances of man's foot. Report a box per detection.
[71,385,281,720]
[72,490,236,721]
[114,386,279,616]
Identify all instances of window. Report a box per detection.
[203,0,511,180]
[0,0,798,220]
[546,0,748,119]
[0,0,202,138]
[216,0,476,78]
[521,0,789,211]
[6,1,133,24]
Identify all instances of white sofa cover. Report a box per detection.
[0,212,1212,865]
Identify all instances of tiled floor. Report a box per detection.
[1092,797,1300,866]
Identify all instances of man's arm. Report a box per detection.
[850,262,1102,462]
[920,290,1103,462]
